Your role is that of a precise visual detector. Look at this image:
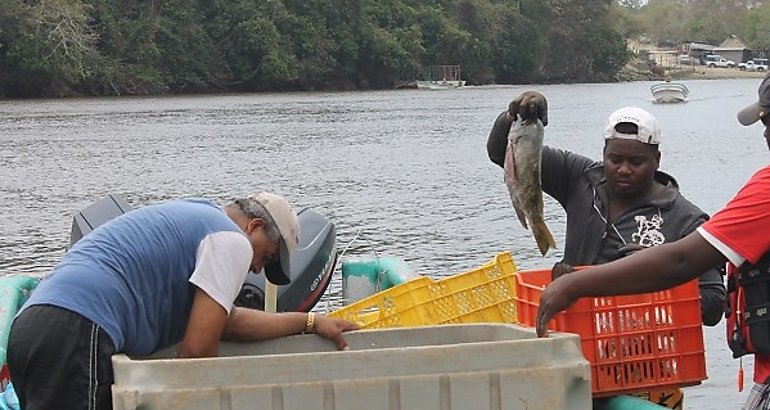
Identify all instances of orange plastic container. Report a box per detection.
[516,269,706,397]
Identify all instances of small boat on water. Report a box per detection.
[650,81,689,103]
[416,65,465,90]
[415,79,466,90]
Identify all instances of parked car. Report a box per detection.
[676,54,694,65]
[739,58,769,72]
[704,55,735,68]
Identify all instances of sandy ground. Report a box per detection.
[677,65,768,80]
[620,61,767,82]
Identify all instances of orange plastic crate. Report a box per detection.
[516,269,706,397]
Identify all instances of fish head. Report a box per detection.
[508,117,544,144]
[602,139,660,198]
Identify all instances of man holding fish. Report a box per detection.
[487,91,725,325]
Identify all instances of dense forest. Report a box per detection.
[1,0,769,98]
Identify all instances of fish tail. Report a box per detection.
[532,220,556,256]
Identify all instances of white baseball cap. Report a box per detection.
[603,106,662,145]
[247,192,299,285]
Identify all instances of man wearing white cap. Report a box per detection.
[7,192,358,410]
[533,75,770,409]
[487,92,725,327]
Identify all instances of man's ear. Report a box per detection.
[246,218,266,234]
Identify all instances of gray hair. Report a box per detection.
[232,198,281,243]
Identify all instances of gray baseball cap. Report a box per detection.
[737,74,770,126]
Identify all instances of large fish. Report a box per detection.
[503,117,556,256]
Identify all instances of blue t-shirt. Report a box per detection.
[21,199,246,356]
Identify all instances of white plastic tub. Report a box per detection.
[112,323,591,410]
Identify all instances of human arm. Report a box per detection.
[682,217,726,326]
[698,269,726,327]
[179,288,230,357]
[535,231,728,337]
[179,232,253,357]
[221,307,359,350]
[598,233,723,326]
[487,111,514,168]
[180,231,356,355]
[178,290,359,356]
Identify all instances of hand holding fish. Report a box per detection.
[508,91,548,126]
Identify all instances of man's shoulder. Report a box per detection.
[656,189,709,238]
[153,198,225,218]
[167,198,220,209]
[669,193,707,218]
[741,165,770,193]
[652,171,703,213]
[543,147,600,174]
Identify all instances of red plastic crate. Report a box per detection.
[516,269,706,397]
[1,364,9,391]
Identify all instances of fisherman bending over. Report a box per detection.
[8,192,359,410]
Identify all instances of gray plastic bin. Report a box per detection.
[112,323,590,410]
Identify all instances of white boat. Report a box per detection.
[650,82,689,103]
[415,79,466,90]
[415,65,465,90]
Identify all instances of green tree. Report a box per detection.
[488,5,546,83]
[209,0,299,90]
[154,2,226,92]
[0,0,98,97]
[88,0,165,95]
[743,2,770,49]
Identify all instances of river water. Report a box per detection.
[1,79,767,408]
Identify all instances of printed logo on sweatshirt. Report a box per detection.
[632,214,665,247]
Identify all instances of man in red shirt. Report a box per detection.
[536,74,770,409]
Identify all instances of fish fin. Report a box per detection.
[531,220,557,256]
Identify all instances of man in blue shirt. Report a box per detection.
[8,192,358,410]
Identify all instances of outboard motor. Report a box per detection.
[70,194,132,246]
[69,195,337,312]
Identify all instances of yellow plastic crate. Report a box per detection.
[329,251,518,329]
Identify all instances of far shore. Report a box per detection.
[670,65,767,80]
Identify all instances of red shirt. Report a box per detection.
[701,165,770,383]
